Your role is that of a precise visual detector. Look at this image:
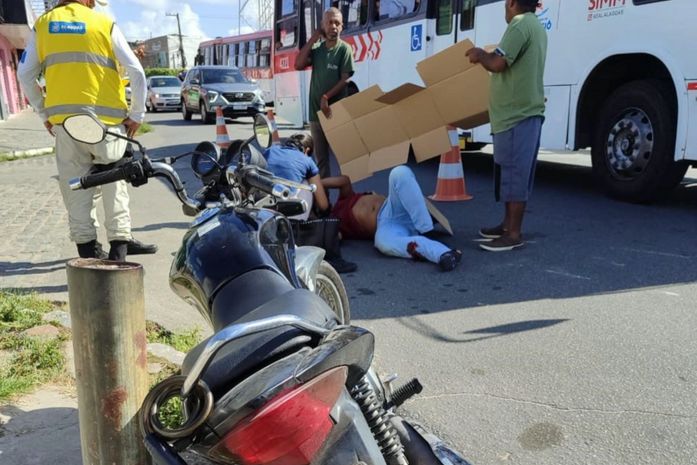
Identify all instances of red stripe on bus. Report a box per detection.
[688,82,697,91]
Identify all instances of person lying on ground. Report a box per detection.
[325,165,462,272]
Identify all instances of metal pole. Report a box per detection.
[66,259,148,465]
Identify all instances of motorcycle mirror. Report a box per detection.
[191,141,220,178]
[63,114,106,145]
[253,113,273,150]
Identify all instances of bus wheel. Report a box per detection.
[591,79,685,202]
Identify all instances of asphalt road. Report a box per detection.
[139,111,697,465]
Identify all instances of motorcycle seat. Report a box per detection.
[182,268,339,397]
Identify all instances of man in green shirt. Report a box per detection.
[295,7,355,178]
[466,0,547,252]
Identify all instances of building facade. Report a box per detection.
[0,0,48,119]
[138,35,201,70]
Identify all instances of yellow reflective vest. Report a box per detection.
[35,3,127,125]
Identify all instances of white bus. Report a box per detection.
[273,0,697,201]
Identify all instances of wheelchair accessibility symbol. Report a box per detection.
[411,25,422,52]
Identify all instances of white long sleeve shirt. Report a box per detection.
[17,23,147,124]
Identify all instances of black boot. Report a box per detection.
[126,238,158,255]
[322,219,357,274]
[108,240,129,262]
[76,240,99,258]
[94,241,109,260]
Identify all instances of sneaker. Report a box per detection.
[479,225,507,239]
[438,249,462,272]
[127,238,158,255]
[479,236,524,252]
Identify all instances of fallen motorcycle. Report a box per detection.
[63,113,469,465]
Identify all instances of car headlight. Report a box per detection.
[207,91,219,102]
[154,93,160,98]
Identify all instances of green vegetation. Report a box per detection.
[146,321,202,353]
[0,291,67,401]
[138,121,154,135]
[144,68,185,78]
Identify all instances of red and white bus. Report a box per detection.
[274,0,697,201]
[199,30,275,104]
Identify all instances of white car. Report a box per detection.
[146,75,182,112]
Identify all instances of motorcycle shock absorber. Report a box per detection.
[351,376,409,465]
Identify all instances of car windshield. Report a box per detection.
[201,68,247,84]
[151,77,181,88]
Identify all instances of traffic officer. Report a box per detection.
[18,0,157,261]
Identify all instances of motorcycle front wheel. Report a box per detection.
[314,260,351,324]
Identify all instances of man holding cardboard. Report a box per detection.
[466,0,547,252]
[295,7,355,178]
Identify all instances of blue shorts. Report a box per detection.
[493,116,543,202]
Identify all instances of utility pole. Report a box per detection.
[166,12,186,69]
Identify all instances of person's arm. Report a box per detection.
[17,34,53,134]
[322,175,353,199]
[308,174,330,213]
[320,44,355,117]
[295,29,323,70]
[111,23,146,136]
[465,47,507,73]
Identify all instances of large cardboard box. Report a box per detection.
[319,39,490,181]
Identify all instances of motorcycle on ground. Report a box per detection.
[62,113,470,465]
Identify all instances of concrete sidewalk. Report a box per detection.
[0,109,55,156]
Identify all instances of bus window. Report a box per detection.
[277,19,298,47]
[237,42,246,65]
[281,0,298,16]
[460,0,474,31]
[228,44,237,66]
[436,0,452,35]
[247,40,258,67]
[378,0,415,20]
[338,0,368,29]
[260,38,271,67]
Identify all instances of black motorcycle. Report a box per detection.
[63,113,469,465]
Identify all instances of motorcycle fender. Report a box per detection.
[295,245,325,292]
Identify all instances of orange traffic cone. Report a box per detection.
[429,126,473,201]
[266,109,281,145]
[214,106,231,149]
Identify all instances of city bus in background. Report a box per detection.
[199,30,275,104]
[273,0,697,201]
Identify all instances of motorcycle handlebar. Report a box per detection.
[242,169,291,199]
[69,165,128,190]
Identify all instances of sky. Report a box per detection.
[98,0,261,43]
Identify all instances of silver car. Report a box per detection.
[181,66,265,124]
[146,75,182,112]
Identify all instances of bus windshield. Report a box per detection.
[201,68,248,84]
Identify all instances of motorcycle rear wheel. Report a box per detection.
[314,260,351,324]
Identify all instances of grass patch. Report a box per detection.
[146,321,202,353]
[0,291,66,401]
[138,121,154,135]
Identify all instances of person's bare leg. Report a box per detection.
[504,201,526,240]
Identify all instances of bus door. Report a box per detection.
[274,0,308,127]
[426,0,476,56]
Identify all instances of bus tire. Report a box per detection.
[591,79,685,202]
[182,100,192,121]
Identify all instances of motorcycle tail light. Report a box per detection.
[210,366,348,465]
